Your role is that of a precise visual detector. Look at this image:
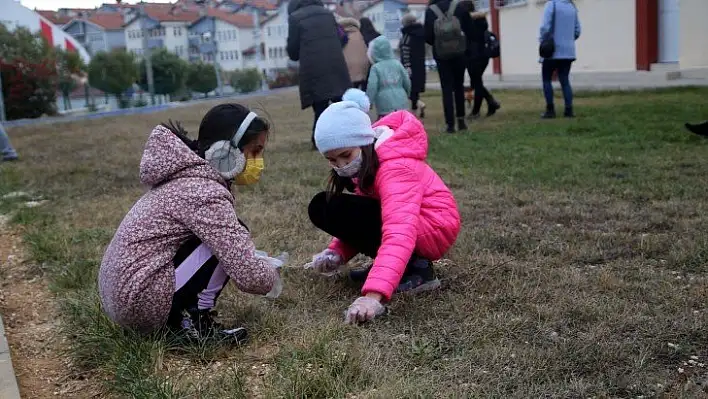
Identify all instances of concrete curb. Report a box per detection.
[3,86,298,129]
[0,314,21,399]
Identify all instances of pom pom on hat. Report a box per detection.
[342,88,370,112]
[314,90,376,154]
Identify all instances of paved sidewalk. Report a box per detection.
[426,77,708,92]
[0,314,21,399]
[3,86,298,129]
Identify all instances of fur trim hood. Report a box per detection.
[338,17,360,30]
[470,11,488,19]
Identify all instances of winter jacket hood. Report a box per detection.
[327,111,461,300]
[139,125,226,188]
[368,35,395,63]
[400,22,425,38]
[338,17,360,30]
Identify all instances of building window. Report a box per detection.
[232,30,237,40]
[267,27,271,36]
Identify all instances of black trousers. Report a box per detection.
[166,220,249,328]
[410,91,420,110]
[308,192,382,258]
[352,80,366,90]
[312,97,342,147]
[436,57,466,127]
[467,58,493,115]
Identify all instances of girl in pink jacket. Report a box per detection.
[309,89,461,324]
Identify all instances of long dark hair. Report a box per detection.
[161,103,270,158]
[326,143,379,199]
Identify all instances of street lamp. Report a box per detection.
[139,4,156,105]
[201,30,223,96]
[0,73,6,122]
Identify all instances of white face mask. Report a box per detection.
[333,152,362,178]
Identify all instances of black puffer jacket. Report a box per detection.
[466,11,489,61]
[287,0,351,109]
[400,22,427,95]
[424,0,475,60]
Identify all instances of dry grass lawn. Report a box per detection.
[1,87,708,398]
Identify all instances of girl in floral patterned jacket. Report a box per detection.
[99,104,280,343]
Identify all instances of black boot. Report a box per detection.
[446,125,456,134]
[487,100,501,117]
[564,106,575,118]
[541,104,556,119]
[685,121,708,137]
[396,255,441,294]
[457,118,468,132]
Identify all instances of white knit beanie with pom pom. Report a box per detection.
[314,89,376,154]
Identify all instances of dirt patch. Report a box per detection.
[0,220,97,398]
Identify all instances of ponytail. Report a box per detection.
[161,119,200,154]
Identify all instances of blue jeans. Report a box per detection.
[0,123,18,160]
[542,59,573,109]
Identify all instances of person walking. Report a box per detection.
[464,4,500,119]
[400,13,427,119]
[425,0,472,133]
[339,18,370,90]
[287,0,352,149]
[359,17,381,46]
[539,0,581,119]
[0,123,19,162]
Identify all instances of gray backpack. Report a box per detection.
[430,0,466,60]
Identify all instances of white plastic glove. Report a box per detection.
[255,250,288,299]
[303,249,343,276]
[344,296,386,324]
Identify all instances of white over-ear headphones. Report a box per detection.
[204,111,258,180]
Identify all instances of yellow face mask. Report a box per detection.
[234,157,264,185]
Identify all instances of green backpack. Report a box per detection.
[430,0,467,60]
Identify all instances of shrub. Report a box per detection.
[0,58,58,120]
[133,98,148,108]
[267,69,299,89]
[186,62,217,97]
[230,68,262,93]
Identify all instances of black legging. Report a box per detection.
[467,58,493,115]
[436,57,466,128]
[308,192,382,258]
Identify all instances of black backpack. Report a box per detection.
[484,31,500,59]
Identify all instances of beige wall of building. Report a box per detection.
[679,0,708,70]
[497,0,636,76]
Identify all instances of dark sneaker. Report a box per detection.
[446,125,456,134]
[2,155,18,162]
[467,113,480,121]
[349,265,372,283]
[564,107,575,118]
[487,101,501,117]
[457,118,468,132]
[541,109,556,119]
[396,257,441,294]
[179,308,248,344]
[685,121,708,137]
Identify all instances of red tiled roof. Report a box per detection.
[220,0,278,11]
[37,10,72,25]
[405,0,428,5]
[143,8,201,22]
[88,13,125,29]
[206,8,256,28]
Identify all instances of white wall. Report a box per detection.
[124,19,144,56]
[679,0,708,69]
[215,19,244,70]
[262,11,289,73]
[498,0,636,76]
[162,21,189,60]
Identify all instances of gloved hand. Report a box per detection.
[344,296,385,324]
[303,249,343,276]
[255,250,288,299]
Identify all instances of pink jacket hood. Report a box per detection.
[372,110,428,162]
[328,111,461,300]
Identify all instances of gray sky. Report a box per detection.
[20,0,171,11]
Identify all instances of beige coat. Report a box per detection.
[339,18,370,83]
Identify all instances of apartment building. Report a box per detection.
[260,1,290,75]
[63,13,126,55]
[188,8,257,70]
[123,7,198,59]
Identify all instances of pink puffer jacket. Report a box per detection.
[328,111,461,300]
